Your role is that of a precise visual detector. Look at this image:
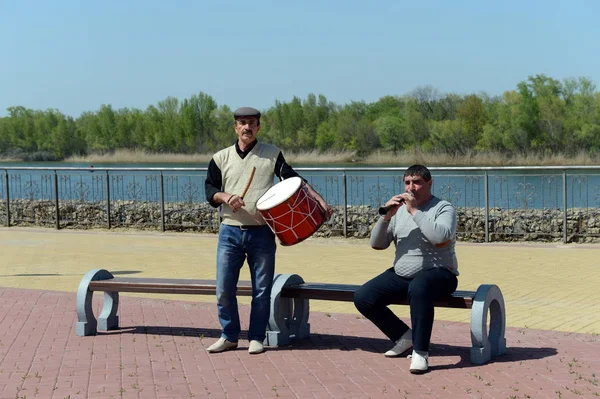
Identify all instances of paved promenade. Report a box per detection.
[1,227,599,398]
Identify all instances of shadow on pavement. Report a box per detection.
[426,344,558,370]
[99,326,557,369]
[102,326,226,339]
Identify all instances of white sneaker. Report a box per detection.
[248,340,265,354]
[409,350,429,374]
[206,337,238,353]
[384,329,413,357]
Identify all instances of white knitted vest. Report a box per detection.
[213,142,280,226]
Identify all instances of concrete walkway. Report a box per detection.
[1,227,600,398]
[1,227,599,333]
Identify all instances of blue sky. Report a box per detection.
[1,0,599,117]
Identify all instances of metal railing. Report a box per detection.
[2,166,600,243]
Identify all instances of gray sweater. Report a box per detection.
[370,196,458,278]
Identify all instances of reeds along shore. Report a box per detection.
[7,149,595,166]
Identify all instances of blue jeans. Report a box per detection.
[353,267,458,352]
[216,224,276,342]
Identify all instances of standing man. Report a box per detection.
[204,107,332,354]
[353,165,458,374]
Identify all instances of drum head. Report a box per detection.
[256,177,303,210]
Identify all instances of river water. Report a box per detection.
[1,161,599,210]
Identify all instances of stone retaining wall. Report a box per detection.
[1,200,599,243]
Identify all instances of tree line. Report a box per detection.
[1,74,599,161]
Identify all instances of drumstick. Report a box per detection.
[240,167,256,200]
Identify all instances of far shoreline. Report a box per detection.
[2,149,600,167]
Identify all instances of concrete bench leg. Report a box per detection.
[75,269,119,336]
[470,284,507,364]
[265,273,309,347]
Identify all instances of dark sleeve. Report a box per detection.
[205,159,222,207]
[275,152,306,182]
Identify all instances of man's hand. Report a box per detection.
[319,199,334,221]
[382,191,416,220]
[401,191,417,215]
[225,193,245,213]
[305,183,333,221]
[381,194,404,220]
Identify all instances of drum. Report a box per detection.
[256,177,325,246]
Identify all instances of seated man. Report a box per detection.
[353,164,458,374]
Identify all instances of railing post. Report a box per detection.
[342,171,347,238]
[484,172,489,243]
[105,171,111,229]
[54,170,60,230]
[4,170,10,227]
[562,171,567,244]
[160,172,165,232]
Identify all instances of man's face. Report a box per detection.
[404,174,432,204]
[234,117,260,145]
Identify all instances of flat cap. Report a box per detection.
[233,107,261,119]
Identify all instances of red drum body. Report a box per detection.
[256,177,325,246]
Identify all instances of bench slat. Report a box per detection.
[281,283,474,308]
[87,278,473,308]
[89,277,253,296]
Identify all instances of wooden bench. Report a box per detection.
[76,270,506,364]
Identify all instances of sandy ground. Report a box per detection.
[1,227,599,333]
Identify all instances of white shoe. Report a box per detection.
[409,350,429,374]
[384,329,413,357]
[206,337,238,353]
[248,340,265,354]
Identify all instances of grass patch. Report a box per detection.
[364,149,600,166]
[0,155,21,162]
[20,148,600,166]
[285,150,357,164]
[64,149,357,165]
[64,149,214,164]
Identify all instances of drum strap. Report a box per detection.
[278,162,284,182]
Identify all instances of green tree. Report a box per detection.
[374,115,404,153]
[429,119,465,154]
[366,96,403,120]
[298,93,332,150]
[457,95,488,149]
[0,117,9,153]
[157,97,181,152]
[50,114,84,158]
[211,105,236,149]
[478,91,529,153]
[179,92,218,153]
[409,86,439,118]
[563,77,599,153]
[6,106,37,152]
[315,119,337,151]
[402,100,430,149]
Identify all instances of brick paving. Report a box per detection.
[1,287,598,399]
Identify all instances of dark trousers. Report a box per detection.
[353,267,458,352]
